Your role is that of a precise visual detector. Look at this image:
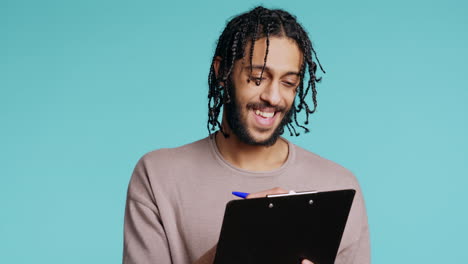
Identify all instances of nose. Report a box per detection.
[259,81,281,106]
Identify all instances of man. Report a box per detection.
[123,6,370,264]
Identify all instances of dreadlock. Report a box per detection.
[207,6,325,137]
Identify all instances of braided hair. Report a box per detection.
[207,6,325,138]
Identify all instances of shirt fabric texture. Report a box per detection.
[123,137,370,264]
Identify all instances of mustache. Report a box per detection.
[246,102,286,113]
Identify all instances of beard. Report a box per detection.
[223,86,293,147]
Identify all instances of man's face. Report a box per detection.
[224,37,302,146]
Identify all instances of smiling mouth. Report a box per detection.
[254,109,276,118]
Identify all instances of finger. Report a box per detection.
[193,244,217,264]
[246,187,288,199]
[301,259,314,264]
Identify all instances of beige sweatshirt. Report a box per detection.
[123,137,370,264]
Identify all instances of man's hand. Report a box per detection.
[193,244,217,264]
[245,187,288,198]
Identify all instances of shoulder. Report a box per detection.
[291,143,359,188]
[134,137,213,180]
[127,137,212,201]
[293,144,350,172]
[137,137,212,170]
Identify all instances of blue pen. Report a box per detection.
[232,191,249,199]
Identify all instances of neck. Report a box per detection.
[214,125,289,172]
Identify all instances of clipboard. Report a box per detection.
[213,189,356,264]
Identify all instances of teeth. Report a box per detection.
[255,110,274,118]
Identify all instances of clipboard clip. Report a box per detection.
[266,190,317,198]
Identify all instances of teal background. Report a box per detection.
[1,0,467,263]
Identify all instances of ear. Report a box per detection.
[213,56,223,86]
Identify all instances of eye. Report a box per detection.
[282,81,297,88]
[249,75,266,84]
[249,75,265,80]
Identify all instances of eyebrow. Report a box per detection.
[244,65,301,76]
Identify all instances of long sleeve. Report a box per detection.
[334,184,371,264]
[122,155,173,264]
[123,198,172,264]
[122,139,371,264]
[334,222,370,264]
